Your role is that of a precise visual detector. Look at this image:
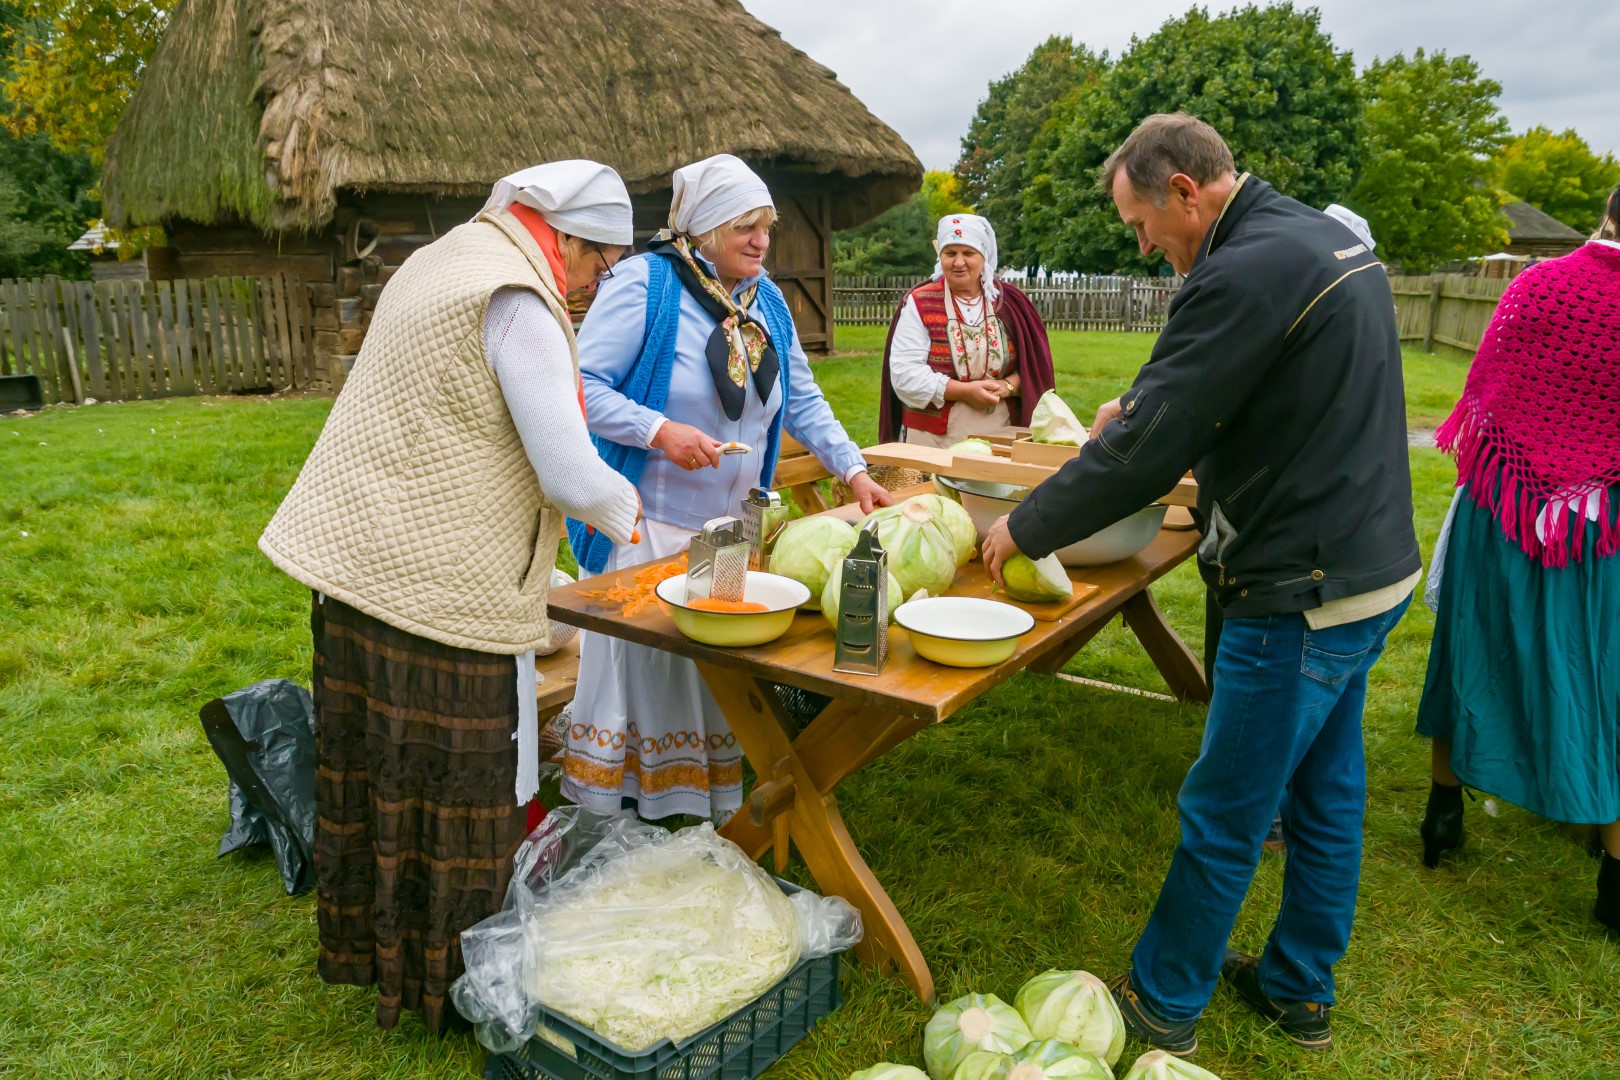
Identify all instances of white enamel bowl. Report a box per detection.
[654,572,810,647]
[937,475,1168,566]
[893,596,1036,668]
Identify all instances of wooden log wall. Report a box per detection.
[0,273,314,405]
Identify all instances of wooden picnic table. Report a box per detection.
[546,496,1207,1004]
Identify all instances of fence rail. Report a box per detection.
[0,273,315,406]
[834,275,1181,332]
[1389,273,1508,354]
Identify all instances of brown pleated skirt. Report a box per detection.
[310,593,528,1033]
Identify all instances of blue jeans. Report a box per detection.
[1130,595,1411,1020]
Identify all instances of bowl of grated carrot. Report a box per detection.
[653,571,811,647]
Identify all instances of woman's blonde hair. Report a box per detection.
[694,205,778,257]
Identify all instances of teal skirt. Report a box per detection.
[1416,487,1620,824]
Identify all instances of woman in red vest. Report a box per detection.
[878,214,1055,446]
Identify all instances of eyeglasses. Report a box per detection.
[594,249,615,283]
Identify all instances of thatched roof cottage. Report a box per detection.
[102,0,921,378]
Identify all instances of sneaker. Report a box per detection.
[1220,949,1332,1050]
[1106,973,1198,1058]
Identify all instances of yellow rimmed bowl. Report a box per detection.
[654,572,811,647]
[893,596,1036,668]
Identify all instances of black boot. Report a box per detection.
[1597,853,1620,936]
[1420,781,1465,868]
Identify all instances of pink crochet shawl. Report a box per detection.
[1437,242,1620,566]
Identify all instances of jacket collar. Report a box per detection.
[1193,173,1264,270]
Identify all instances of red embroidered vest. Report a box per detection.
[901,280,1015,436]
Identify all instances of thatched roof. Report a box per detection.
[103,0,921,233]
[1501,201,1586,243]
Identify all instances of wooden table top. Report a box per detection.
[547,527,1200,725]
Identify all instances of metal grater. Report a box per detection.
[740,487,793,572]
[833,526,889,675]
[686,516,749,605]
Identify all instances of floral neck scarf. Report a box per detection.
[646,233,780,421]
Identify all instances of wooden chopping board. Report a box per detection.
[943,567,1100,622]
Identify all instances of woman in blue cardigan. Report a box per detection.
[563,154,892,823]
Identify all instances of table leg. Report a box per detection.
[1121,589,1210,704]
[698,663,936,1002]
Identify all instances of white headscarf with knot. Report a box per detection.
[668,154,775,237]
[932,213,999,301]
[479,159,634,245]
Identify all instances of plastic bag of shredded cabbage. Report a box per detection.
[451,807,862,1055]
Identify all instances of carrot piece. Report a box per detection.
[686,597,769,613]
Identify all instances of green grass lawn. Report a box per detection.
[3,333,1615,1079]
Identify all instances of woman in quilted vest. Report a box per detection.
[877,213,1056,447]
[1415,184,1620,936]
[258,160,642,1033]
[563,154,892,824]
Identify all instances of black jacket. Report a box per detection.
[1008,176,1420,617]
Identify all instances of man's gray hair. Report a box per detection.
[1100,113,1236,207]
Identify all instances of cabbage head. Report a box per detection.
[949,1051,1013,1080]
[923,993,1033,1080]
[934,439,995,502]
[821,561,902,630]
[850,1065,931,1080]
[1030,391,1086,446]
[1119,1051,1222,1080]
[904,494,977,565]
[1006,1039,1114,1080]
[863,498,964,598]
[1014,971,1125,1066]
[770,517,859,611]
[1000,552,1072,603]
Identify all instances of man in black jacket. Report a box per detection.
[983,114,1420,1057]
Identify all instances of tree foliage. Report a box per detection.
[1026,4,1360,273]
[1493,125,1620,234]
[833,170,971,278]
[954,35,1106,272]
[1351,49,1510,273]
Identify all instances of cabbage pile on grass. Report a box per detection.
[1120,1051,1221,1080]
[1014,971,1125,1067]
[1030,391,1086,446]
[999,552,1072,603]
[769,517,859,610]
[923,993,1033,1080]
[935,439,995,502]
[863,496,976,598]
[849,1066,931,1080]
[1003,1039,1114,1079]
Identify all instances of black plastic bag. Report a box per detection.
[199,679,317,895]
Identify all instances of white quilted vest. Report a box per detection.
[259,210,575,654]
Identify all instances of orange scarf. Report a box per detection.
[505,202,586,421]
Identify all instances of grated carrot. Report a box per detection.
[686,597,768,613]
[582,554,688,617]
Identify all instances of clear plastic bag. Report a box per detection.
[451,806,862,1055]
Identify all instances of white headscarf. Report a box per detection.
[668,154,774,236]
[1323,203,1376,251]
[932,213,1000,301]
[479,159,634,245]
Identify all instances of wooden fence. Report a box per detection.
[834,274,1181,331]
[1389,273,1509,354]
[0,273,315,405]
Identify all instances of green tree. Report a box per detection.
[1025,4,1362,273]
[1493,125,1620,233]
[955,35,1107,272]
[1352,49,1510,273]
[833,170,969,278]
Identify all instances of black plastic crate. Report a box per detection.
[482,947,841,1080]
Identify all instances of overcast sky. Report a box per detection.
[740,0,1619,172]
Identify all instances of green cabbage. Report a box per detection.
[821,561,903,630]
[1006,1039,1114,1080]
[1014,971,1126,1066]
[1030,391,1086,446]
[949,1051,1013,1080]
[905,494,978,565]
[850,1065,931,1080]
[769,517,859,611]
[935,440,995,502]
[1119,1051,1222,1080]
[923,993,1033,1080]
[1000,552,1072,602]
[863,498,965,598]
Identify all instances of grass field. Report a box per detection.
[3,330,1617,1079]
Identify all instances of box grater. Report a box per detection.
[832,526,889,675]
[740,488,793,572]
[686,517,749,605]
